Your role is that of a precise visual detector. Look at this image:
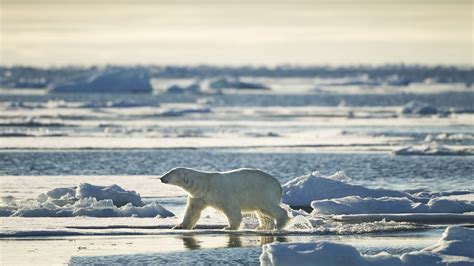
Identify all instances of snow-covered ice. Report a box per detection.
[1,183,174,218]
[260,226,474,266]
[282,171,419,207]
[311,195,474,214]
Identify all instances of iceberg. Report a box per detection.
[260,226,474,266]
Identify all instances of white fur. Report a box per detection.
[160,167,289,230]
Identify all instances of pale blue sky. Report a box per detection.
[1,0,472,66]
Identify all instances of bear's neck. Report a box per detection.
[185,171,209,198]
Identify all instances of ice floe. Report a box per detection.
[166,83,201,94]
[311,196,474,215]
[425,133,474,142]
[401,101,439,115]
[0,183,174,218]
[333,213,474,224]
[393,142,474,156]
[260,226,474,266]
[209,77,270,90]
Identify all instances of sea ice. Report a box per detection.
[260,226,474,266]
[393,142,474,156]
[1,183,174,218]
[208,77,270,90]
[311,195,474,215]
[282,171,419,207]
[401,100,438,115]
[166,83,201,94]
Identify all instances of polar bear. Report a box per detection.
[160,167,289,230]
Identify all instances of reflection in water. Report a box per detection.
[181,234,289,250]
[227,235,242,248]
[260,236,288,246]
[182,235,201,249]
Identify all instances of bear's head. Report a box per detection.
[160,167,205,196]
[160,167,192,189]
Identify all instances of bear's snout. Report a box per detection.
[160,176,169,183]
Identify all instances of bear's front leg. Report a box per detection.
[174,197,205,230]
[222,206,242,230]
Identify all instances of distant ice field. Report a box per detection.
[1,90,473,107]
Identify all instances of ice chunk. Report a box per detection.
[209,77,270,90]
[11,198,174,218]
[76,183,144,207]
[3,183,174,218]
[401,101,438,115]
[117,202,175,218]
[260,241,369,266]
[282,171,419,207]
[311,196,474,215]
[166,83,201,94]
[48,68,152,93]
[424,226,474,257]
[260,226,474,266]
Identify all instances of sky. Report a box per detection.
[1,0,472,66]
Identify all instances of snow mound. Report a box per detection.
[393,142,474,156]
[260,226,474,266]
[1,183,173,218]
[209,77,270,90]
[49,68,152,93]
[311,196,474,215]
[401,101,438,115]
[282,171,419,207]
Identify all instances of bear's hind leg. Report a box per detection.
[263,205,289,230]
[256,211,275,230]
[174,197,205,229]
